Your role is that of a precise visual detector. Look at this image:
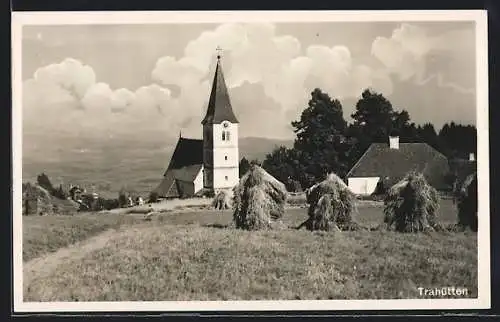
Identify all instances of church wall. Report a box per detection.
[213,147,239,168]
[204,122,239,191]
[212,122,239,149]
[213,167,239,190]
[193,166,204,194]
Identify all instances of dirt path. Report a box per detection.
[23,228,120,292]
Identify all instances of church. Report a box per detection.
[152,55,240,198]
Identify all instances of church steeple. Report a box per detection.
[201,54,239,125]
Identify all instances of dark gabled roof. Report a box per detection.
[164,137,204,175]
[201,59,239,125]
[152,170,179,198]
[173,164,203,182]
[153,137,204,198]
[347,142,450,189]
[153,164,204,198]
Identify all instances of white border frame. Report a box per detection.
[11,10,490,312]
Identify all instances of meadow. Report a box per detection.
[22,198,478,301]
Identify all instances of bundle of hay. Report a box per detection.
[233,165,287,230]
[299,173,357,231]
[212,190,232,210]
[456,172,478,231]
[383,172,440,232]
[22,182,56,216]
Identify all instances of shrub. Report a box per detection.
[148,191,159,203]
[456,173,477,231]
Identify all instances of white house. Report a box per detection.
[346,136,450,195]
[152,54,240,198]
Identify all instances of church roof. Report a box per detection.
[173,164,204,183]
[201,57,239,125]
[163,137,204,175]
[152,170,179,198]
[152,137,204,198]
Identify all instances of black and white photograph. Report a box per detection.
[12,10,489,312]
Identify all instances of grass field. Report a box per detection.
[23,198,478,301]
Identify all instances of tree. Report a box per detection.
[262,146,301,187]
[239,157,251,178]
[351,89,396,144]
[118,187,128,208]
[37,173,55,194]
[438,122,477,159]
[53,184,68,200]
[148,191,159,203]
[348,89,428,164]
[290,88,351,187]
[416,123,443,152]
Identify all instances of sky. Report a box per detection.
[22,21,476,141]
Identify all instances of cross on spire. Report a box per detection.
[216,46,223,61]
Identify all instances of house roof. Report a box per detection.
[346,142,450,189]
[201,58,239,125]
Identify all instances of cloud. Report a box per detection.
[23,23,476,141]
[371,23,475,93]
[23,58,181,138]
[152,23,395,138]
[33,58,96,100]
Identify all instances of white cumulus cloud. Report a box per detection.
[23,58,179,138]
[371,23,475,93]
[151,23,395,137]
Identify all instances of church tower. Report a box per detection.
[202,54,239,194]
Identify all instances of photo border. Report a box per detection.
[11,9,490,313]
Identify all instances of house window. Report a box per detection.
[225,176,228,181]
[224,155,228,161]
[226,131,230,141]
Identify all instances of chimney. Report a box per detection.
[389,136,399,149]
[469,152,475,161]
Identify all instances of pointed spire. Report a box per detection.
[201,51,239,125]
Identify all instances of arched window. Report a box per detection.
[222,131,225,141]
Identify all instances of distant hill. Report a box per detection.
[21,135,293,198]
[239,137,294,161]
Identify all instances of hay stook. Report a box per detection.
[212,190,232,210]
[456,172,477,232]
[383,172,441,233]
[233,165,288,230]
[299,173,358,231]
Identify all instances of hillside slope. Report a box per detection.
[23,221,477,301]
[22,135,293,198]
